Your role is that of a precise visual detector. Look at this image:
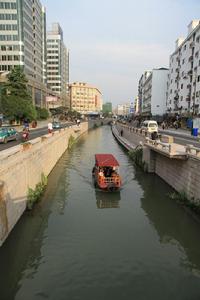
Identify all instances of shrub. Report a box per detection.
[68,135,76,149]
[36,107,49,120]
[169,190,200,215]
[27,173,48,210]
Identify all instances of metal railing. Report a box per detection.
[117,123,200,158]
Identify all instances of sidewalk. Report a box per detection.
[158,126,199,139]
[13,119,50,132]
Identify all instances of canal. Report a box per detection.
[1,125,200,300]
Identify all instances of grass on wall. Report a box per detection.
[169,190,200,215]
[128,146,148,172]
[27,173,48,210]
[68,135,76,149]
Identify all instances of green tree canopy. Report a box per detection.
[1,66,37,121]
[36,107,49,120]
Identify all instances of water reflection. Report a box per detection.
[1,126,200,300]
[95,190,121,209]
[134,167,200,276]
[0,153,70,300]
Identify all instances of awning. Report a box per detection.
[95,154,119,167]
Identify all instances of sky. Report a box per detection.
[42,0,200,107]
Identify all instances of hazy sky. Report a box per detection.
[42,0,200,106]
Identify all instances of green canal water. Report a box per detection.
[1,126,200,300]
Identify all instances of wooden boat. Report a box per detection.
[92,154,122,191]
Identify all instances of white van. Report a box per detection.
[141,120,158,133]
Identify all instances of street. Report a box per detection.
[159,128,200,148]
[0,122,74,152]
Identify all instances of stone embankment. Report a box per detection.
[113,123,200,204]
[0,118,112,246]
[0,123,88,246]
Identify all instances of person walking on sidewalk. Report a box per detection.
[48,121,53,133]
[173,120,178,130]
[161,121,166,130]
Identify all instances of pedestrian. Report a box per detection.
[23,119,29,130]
[120,129,123,136]
[161,121,165,130]
[48,121,53,133]
[151,131,158,140]
[173,121,178,130]
[77,119,80,126]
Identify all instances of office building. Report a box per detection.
[46,23,69,108]
[69,82,102,114]
[102,102,112,114]
[0,0,47,106]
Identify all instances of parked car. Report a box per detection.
[141,120,158,133]
[0,127,19,144]
[52,121,62,129]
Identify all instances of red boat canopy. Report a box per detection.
[95,154,119,167]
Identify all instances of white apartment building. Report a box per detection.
[0,0,47,106]
[167,20,200,116]
[46,23,69,108]
[117,103,130,116]
[139,68,168,117]
[134,97,140,115]
[138,71,151,115]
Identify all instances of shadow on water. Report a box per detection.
[134,166,200,275]
[1,126,200,300]
[0,151,71,300]
[95,190,121,209]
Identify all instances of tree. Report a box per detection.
[1,66,37,122]
[36,107,49,120]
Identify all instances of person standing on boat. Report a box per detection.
[99,168,104,177]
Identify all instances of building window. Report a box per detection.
[181,84,183,89]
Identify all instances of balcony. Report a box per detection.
[188,55,193,62]
[174,94,179,101]
[186,95,191,101]
[190,41,195,48]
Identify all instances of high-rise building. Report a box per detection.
[167,20,200,116]
[42,6,47,85]
[134,97,140,115]
[46,23,69,108]
[69,82,102,114]
[102,102,112,114]
[0,0,47,106]
[138,68,168,118]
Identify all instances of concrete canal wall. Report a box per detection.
[115,123,200,203]
[0,122,88,246]
[88,118,112,129]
